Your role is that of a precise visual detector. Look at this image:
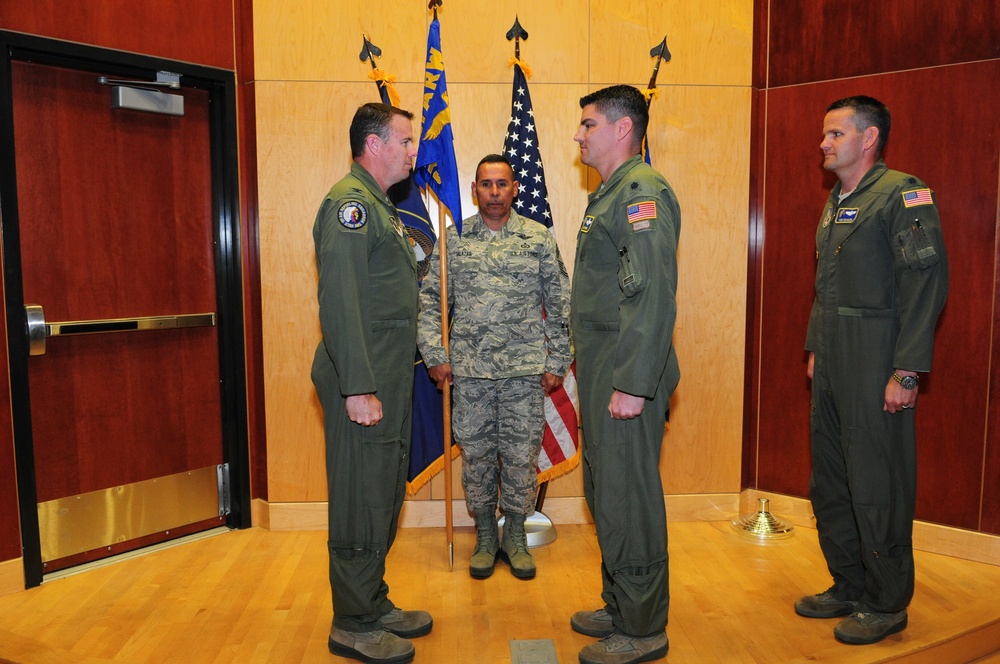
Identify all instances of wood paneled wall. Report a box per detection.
[255,0,754,508]
[748,0,1000,534]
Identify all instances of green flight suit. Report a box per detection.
[571,155,681,637]
[311,162,419,633]
[805,160,948,613]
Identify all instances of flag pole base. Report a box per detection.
[498,512,557,549]
[730,498,795,542]
[448,542,454,571]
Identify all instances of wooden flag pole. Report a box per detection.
[437,198,454,572]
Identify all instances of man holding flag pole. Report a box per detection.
[417,152,572,580]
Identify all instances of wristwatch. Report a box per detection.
[892,372,919,390]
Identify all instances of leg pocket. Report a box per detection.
[360,433,405,510]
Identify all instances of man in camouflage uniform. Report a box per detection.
[569,85,679,664]
[312,102,433,664]
[417,154,572,580]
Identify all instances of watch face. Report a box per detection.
[900,376,918,390]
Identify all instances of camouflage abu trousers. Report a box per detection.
[452,374,544,515]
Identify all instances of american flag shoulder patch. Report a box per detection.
[627,201,657,223]
[902,188,933,208]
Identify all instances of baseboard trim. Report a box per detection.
[262,490,1000,566]
[0,557,23,598]
[743,489,1000,567]
[265,493,741,531]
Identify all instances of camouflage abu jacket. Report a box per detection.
[417,210,572,379]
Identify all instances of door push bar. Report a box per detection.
[25,304,215,356]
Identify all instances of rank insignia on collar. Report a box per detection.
[581,215,595,233]
[338,201,368,229]
[835,208,859,224]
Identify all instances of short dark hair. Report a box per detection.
[349,102,414,158]
[827,96,891,157]
[475,153,515,180]
[580,85,649,150]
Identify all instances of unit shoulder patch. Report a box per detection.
[338,201,368,229]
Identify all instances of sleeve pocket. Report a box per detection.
[618,246,644,297]
[895,223,940,270]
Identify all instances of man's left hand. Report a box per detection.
[884,371,918,413]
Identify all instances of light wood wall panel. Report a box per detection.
[255,0,753,510]
[590,0,752,87]
[252,1,428,83]
[443,1,590,84]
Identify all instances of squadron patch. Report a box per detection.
[835,208,859,224]
[902,188,933,208]
[338,201,368,229]
[581,215,595,233]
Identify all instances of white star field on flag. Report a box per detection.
[502,67,553,228]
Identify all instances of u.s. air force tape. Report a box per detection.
[338,201,368,229]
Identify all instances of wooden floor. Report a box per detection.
[1,522,999,663]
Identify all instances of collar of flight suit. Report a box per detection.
[830,159,889,203]
[590,154,645,203]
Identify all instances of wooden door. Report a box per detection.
[6,52,235,577]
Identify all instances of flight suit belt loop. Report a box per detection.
[836,306,897,318]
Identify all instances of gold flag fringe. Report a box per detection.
[405,444,462,496]
[535,447,581,485]
[368,68,401,107]
[507,56,533,79]
[641,87,659,103]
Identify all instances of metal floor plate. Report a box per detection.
[510,638,559,664]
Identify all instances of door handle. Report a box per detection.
[24,304,215,356]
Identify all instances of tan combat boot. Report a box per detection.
[469,508,499,579]
[500,512,536,579]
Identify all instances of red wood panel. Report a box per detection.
[0,279,20,561]
[742,86,766,489]
[29,331,222,499]
[234,0,267,501]
[757,62,1000,529]
[14,63,216,320]
[0,0,235,70]
[13,61,224,501]
[767,0,1000,88]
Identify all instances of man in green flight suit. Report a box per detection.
[795,96,948,645]
[311,102,433,664]
[568,85,680,664]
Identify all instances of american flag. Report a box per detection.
[503,63,580,483]
[902,188,933,208]
[627,201,657,223]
